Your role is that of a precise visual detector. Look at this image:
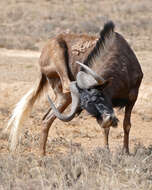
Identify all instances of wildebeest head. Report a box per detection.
[47,61,118,128]
[78,86,118,128]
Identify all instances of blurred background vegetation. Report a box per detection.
[0,0,151,51]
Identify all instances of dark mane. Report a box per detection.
[83,21,115,67]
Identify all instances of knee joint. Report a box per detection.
[124,124,131,133]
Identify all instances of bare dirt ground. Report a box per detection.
[0,0,152,189]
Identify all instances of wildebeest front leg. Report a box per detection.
[102,128,110,149]
[123,102,135,154]
[40,93,71,156]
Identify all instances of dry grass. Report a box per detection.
[0,144,152,190]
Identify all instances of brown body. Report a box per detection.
[7,22,143,155]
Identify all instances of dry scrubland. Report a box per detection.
[1,145,152,190]
[0,0,152,189]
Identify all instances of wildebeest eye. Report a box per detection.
[87,88,93,92]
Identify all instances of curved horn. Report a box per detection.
[47,81,79,122]
[76,61,105,85]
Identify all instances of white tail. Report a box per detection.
[5,74,47,151]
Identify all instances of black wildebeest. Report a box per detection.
[6,21,143,155]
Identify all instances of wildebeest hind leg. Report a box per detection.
[40,79,71,155]
[50,39,71,94]
[123,101,135,154]
[123,88,139,154]
[40,91,71,155]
